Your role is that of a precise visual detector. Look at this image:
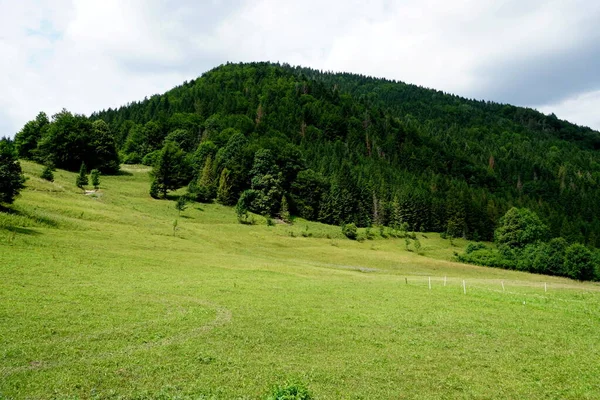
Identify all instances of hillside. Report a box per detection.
[2,161,600,399]
[15,62,600,246]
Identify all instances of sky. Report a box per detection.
[1,0,599,137]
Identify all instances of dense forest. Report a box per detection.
[13,62,600,248]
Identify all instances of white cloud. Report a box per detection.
[1,0,599,137]
[537,90,600,131]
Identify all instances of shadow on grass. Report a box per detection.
[115,170,133,176]
[0,206,59,228]
[3,226,42,235]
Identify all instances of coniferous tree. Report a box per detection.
[216,168,234,205]
[0,139,26,205]
[76,162,88,191]
[279,195,291,223]
[151,141,188,198]
[175,196,188,216]
[40,164,54,182]
[90,169,100,190]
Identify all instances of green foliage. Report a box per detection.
[465,242,487,254]
[413,238,422,254]
[564,243,596,281]
[142,150,161,166]
[342,223,358,240]
[494,208,548,249]
[236,189,257,224]
[14,111,49,159]
[52,61,600,243]
[149,180,160,199]
[90,169,101,190]
[0,139,26,205]
[34,110,119,173]
[265,382,312,400]
[216,168,235,205]
[40,164,55,182]
[189,154,216,203]
[151,142,189,198]
[279,195,291,223]
[76,162,88,191]
[175,196,188,216]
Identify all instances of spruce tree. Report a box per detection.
[0,139,26,205]
[216,168,233,205]
[76,162,88,191]
[40,165,54,182]
[279,195,291,223]
[175,196,188,216]
[90,169,100,190]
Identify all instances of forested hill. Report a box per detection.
[16,62,600,245]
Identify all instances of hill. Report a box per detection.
[1,161,600,399]
[87,62,600,244]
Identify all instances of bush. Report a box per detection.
[122,151,141,164]
[40,165,54,182]
[342,223,358,240]
[457,248,516,270]
[149,179,160,199]
[564,243,596,281]
[465,242,487,254]
[142,150,161,166]
[265,382,312,400]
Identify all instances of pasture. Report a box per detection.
[1,162,599,399]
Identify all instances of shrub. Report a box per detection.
[265,382,312,400]
[141,150,161,166]
[413,238,422,254]
[465,242,487,254]
[342,223,358,240]
[40,165,54,182]
[90,169,100,190]
[564,243,595,281]
[75,162,88,191]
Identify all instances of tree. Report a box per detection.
[279,195,291,223]
[90,169,100,190]
[236,189,257,224]
[216,168,234,205]
[37,109,93,171]
[14,112,49,159]
[189,154,216,202]
[76,162,88,191]
[90,120,120,173]
[494,207,548,249]
[0,139,26,205]
[175,196,188,216]
[40,165,54,182]
[150,142,188,198]
[564,243,596,281]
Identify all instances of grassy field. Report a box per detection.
[1,161,600,399]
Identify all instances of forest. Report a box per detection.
[11,62,600,277]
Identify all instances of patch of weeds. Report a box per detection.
[300,225,312,237]
[265,382,312,400]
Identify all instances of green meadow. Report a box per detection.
[1,161,599,399]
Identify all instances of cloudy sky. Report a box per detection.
[2,0,600,136]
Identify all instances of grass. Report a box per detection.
[1,161,600,399]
